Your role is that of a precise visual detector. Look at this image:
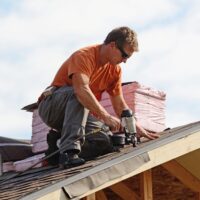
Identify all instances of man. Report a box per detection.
[38,26,159,168]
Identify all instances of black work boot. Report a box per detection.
[45,129,61,166]
[59,151,85,169]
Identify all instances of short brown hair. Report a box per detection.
[104,26,139,52]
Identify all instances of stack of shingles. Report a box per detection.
[1,143,43,173]
[3,82,166,172]
[100,82,166,132]
[3,110,50,172]
[13,153,45,172]
[4,109,50,171]
[3,154,45,173]
[2,112,49,173]
[31,109,50,154]
[2,162,15,173]
[3,110,50,173]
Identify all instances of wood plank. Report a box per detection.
[176,149,200,180]
[110,182,140,200]
[162,160,200,192]
[37,189,69,200]
[140,169,153,200]
[195,193,200,200]
[96,190,107,200]
[82,193,96,200]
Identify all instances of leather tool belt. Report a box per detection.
[37,86,58,104]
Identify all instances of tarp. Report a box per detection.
[0,136,33,162]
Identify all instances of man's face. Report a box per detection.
[109,42,134,65]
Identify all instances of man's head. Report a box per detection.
[103,26,138,64]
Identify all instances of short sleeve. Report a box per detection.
[106,66,122,96]
[68,51,94,79]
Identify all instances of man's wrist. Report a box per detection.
[101,113,111,122]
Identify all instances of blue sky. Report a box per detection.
[0,0,200,139]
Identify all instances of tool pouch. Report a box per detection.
[38,86,58,104]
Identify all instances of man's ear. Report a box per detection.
[109,41,116,48]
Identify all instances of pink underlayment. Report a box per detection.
[2,162,15,173]
[3,154,45,173]
[3,82,166,172]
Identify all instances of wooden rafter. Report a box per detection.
[196,192,200,200]
[82,193,96,200]
[140,169,153,200]
[110,182,140,200]
[96,190,107,200]
[82,191,107,200]
[162,160,200,192]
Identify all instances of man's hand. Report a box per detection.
[136,123,160,140]
[103,115,121,132]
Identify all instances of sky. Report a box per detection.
[0,0,200,139]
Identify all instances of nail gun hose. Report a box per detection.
[0,126,109,184]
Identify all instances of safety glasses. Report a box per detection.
[117,45,129,59]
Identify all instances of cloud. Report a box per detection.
[122,0,200,128]
[0,0,200,139]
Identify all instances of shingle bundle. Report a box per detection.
[3,154,45,172]
[100,82,166,132]
[13,153,45,172]
[31,109,50,153]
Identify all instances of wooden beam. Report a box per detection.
[96,190,107,200]
[162,160,200,192]
[110,182,140,200]
[195,193,200,200]
[140,169,153,200]
[82,193,96,200]
[37,189,69,200]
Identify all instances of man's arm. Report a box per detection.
[110,94,128,117]
[72,73,120,131]
[110,94,159,139]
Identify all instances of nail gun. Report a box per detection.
[111,109,140,147]
[121,109,140,147]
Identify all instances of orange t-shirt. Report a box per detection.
[51,44,122,101]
